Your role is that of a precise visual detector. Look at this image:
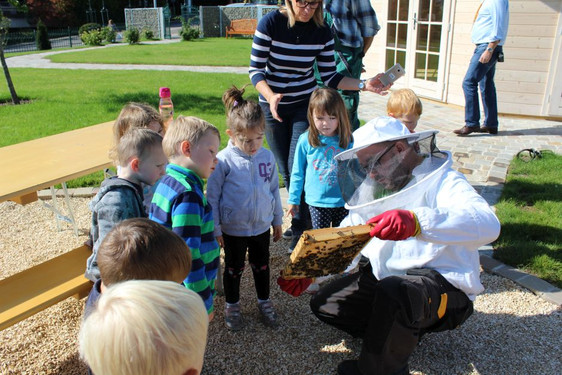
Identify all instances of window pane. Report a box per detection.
[432,0,444,22]
[417,24,428,51]
[398,23,408,49]
[429,25,441,52]
[397,50,406,70]
[398,0,409,21]
[427,54,439,82]
[388,0,398,21]
[386,49,395,71]
[386,23,397,48]
[415,53,426,79]
[419,0,430,22]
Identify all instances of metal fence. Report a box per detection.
[4,27,85,54]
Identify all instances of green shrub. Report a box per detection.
[36,20,52,50]
[180,19,200,41]
[79,23,101,35]
[100,26,117,43]
[124,27,140,44]
[141,28,155,40]
[80,29,104,46]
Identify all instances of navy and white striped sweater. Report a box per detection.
[249,10,344,105]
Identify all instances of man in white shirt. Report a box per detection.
[454,0,509,136]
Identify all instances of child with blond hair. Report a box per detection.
[207,85,283,330]
[111,102,165,212]
[86,128,167,282]
[110,102,164,159]
[386,88,423,132]
[150,116,221,321]
[79,280,208,375]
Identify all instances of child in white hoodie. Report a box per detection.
[206,85,283,331]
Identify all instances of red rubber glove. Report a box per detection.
[277,275,313,297]
[366,209,420,241]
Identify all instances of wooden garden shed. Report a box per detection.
[363,0,562,118]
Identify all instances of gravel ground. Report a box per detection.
[0,196,561,375]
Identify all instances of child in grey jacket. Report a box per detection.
[207,85,283,331]
[85,128,167,282]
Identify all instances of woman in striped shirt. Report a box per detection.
[249,0,389,250]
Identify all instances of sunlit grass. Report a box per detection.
[494,151,562,288]
[48,38,253,66]
[0,67,255,186]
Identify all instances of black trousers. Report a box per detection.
[222,231,271,304]
[310,263,473,375]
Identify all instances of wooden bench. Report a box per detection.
[225,18,257,38]
[0,122,112,330]
[0,121,113,235]
[0,245,93,331]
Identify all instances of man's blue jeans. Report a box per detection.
[462,44,502,129]
[260,101,311,235]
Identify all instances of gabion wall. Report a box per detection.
[124,8,163,39]
[200,6,221,38]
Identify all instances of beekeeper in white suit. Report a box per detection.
[309,116,501,375]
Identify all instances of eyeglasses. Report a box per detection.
[359,144,396,173]
[295,0,321,9]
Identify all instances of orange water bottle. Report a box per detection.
[158,87,174,130]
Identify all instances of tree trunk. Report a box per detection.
[0,47,20,105]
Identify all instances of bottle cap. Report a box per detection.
[159,87,171,98]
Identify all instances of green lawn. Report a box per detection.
[0,67,256,187]
[48,38,253,66]
[493,151,562,288]
[0,68,256,147]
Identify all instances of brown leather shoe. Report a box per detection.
[480,126,498,134]
[453,126,480,135]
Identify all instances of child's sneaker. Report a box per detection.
[287,234,300,254]
[225,302,243,331]
[282,228,293,240]
[258,300,278,328]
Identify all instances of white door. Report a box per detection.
[385,0,453,100]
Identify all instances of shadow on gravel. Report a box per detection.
[53,352,87,375]
[410,306,561,375]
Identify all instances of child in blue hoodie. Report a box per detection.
[207,85,283,331]
[287,87,353,233]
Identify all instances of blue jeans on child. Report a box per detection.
[462,43,502,129]
[260,101,312,238]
